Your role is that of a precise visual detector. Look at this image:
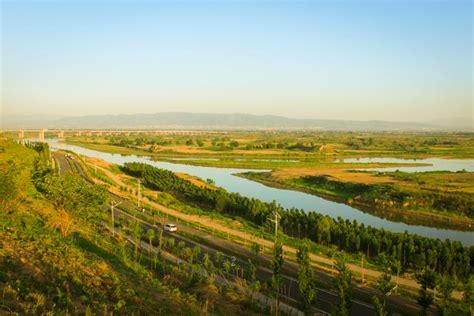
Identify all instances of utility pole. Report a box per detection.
[361,256,365,285]
[269,210,281,240]
[110,201,122,236]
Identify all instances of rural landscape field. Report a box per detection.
[1,127,473,315]
[1,0,473,315]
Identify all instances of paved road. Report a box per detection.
[114,206,376,316]
[53,152,73,174]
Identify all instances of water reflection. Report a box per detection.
[342,157,474,173]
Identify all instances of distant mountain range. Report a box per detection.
[2,112,472,131]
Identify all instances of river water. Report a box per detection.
[39,139,474,246]
[342,157,474,173]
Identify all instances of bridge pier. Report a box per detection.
[38,129,45,140]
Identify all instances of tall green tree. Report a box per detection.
[392,260,401,294]
[271,239,284,316]
[333,256,352,316]
[192,246,201,264]
[146,228,155,257]
[437,276,454,316]
[157,229,163,254]
[377,267,395,297]
[372,266,395,316]
[297,240,317,314]
[462,277,473,316]
[372,296,388,316]
[245,243,262,302]
[129,220,142,261]
[203,253,215,276]
[415,268,437,315]
[248,243,261,283]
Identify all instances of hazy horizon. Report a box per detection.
[3,111,473,132]
[2,0,473,122]
[2,110,471,125]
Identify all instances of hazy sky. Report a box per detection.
[1,0,472,122]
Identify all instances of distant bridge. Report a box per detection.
[1,129,216,139]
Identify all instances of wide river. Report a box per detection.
[40,139,474,246]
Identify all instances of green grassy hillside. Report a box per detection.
[0,140,261,315]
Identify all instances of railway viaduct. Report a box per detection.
[2,129,213,139]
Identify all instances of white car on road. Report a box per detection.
[163,223,177,232]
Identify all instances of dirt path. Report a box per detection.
[84,156,463,299]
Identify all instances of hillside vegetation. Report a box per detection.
[0,140,263,315]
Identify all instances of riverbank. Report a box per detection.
[237,171,474,232]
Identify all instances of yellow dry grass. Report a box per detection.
[87,157,113,169]
[458,187,474,193]
[343,149,399,153]
[233,149,283,155]
[175,173,215,189]
[272,167,395,184]
[152,145,212,154]
[149,144,283,155]
[318,143,343,152]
